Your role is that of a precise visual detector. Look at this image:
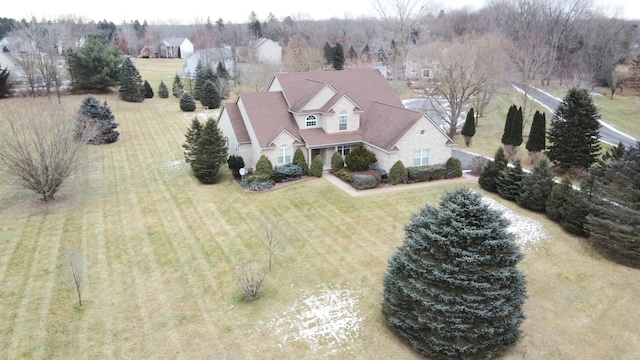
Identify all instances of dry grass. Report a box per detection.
[0,62,639,359]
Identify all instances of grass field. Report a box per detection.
[1,62,639,359]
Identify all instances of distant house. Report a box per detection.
[160,38,194,59]
[1,37,27,79]
[251,38,282,64]
[405,45,443,80]
[182,47,234,78]
[218,69,455,173]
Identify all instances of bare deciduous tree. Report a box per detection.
[60,247,88,306]
[0,101,96,201]
[261,218,287,272]
[235,259,267,301]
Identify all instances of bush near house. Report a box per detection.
[271,164,303,183]
[351,174,378,190]
[310,155,324,177]
[388,160,408,185]
[444,157,462,179]
[331,151,344,172]
[254,155,273,177]
[407,164,447,183]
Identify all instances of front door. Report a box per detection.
[311,148,321,160]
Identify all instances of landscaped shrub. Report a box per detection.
[310,154,324,177]
[254,155,273,177]
[271,164,303,183]
[344,143,376,172]
[335,168,352,182]
[158,80,169,98]
[331,151,344,172]
[368,164,388,181]
[293,148,309,175]
[388,160,408,185]
[351,174,378,190]
[468,156,489,175]
[227,155,245,180]
[240,174,274,191]
[407,164,446,183]
[143,80,154,98]
[445,157,462,179]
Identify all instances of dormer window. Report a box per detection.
[339,111,348,131]
[306,115,317,127]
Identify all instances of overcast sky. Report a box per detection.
[4,0,638,24]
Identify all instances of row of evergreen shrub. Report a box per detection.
[406,164,447,183]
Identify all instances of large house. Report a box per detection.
[251,38,282,64]
[160,38,194,59]
[218,69,455,173]
[405,45,442,80]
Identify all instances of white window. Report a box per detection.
[277,145,292,164]
[306,115,317,127]
[339,111,348,131]
[414,149,429,166]
[337,145,351,157]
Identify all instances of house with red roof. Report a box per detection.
[218,69,455,172]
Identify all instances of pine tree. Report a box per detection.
[200,80,221,109]
[323,42,333,66]
[383,187,526,360]
[516,159,555,212]
[361,44,371,62]
[216,61,230,81]
[158,80,169,98]
[478,147,508,193]
[507,106,523,146]
[192,61,207,100]
[345,143,376,172]
[526,111,546,153]
[496,160,524,201]
[191,117,228,184]
[546,177,573,221]
[332,42,345,70]
[119,57,144,102]
[180,92,196,112]
[182,116,202,163]
[559,187,589,237]
[293,148,309,175]
[143,80,154,98]
[547,88,601,170]
[0,63,10,98]
[348,46,358,63]
[461,107,476,146]
[172,74,183,98]
[227,155,245,179]
[77,96,119,144]
[586,142,640,267]
[310,154,324,177]
[501,105,516,145]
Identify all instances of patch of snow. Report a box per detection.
[259,286,361,355]
[482,196,547,251]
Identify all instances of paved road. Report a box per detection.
[511,82,638,148]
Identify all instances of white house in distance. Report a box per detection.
[218,69,455,173]
[160,38,194,59]
[251,38,282,64]
[405,44,442,80]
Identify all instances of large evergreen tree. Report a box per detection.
[496,159,524,201]
[182,117,202,163]
[332,42,345,70]
[191,118,228,184]
[216,60,230,81]
[516,159,555,212]
[586,142,640,267]
[478,147,508,193]
[501,105,516,145]
[200,80,221,109]
[77,96,119,144]
[383,188,526,360]
[526,110,546,153]
[547,88,601,170]
[546,177,573,222]
[119,57,144,102]
[507,106,523,147]
[323,42,333,66]
[461,107,476,146]
[64,34,122,91]
[172,74,183,98]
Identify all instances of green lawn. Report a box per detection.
[0,63,639,359]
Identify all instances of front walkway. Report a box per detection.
[321,172,476,197]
